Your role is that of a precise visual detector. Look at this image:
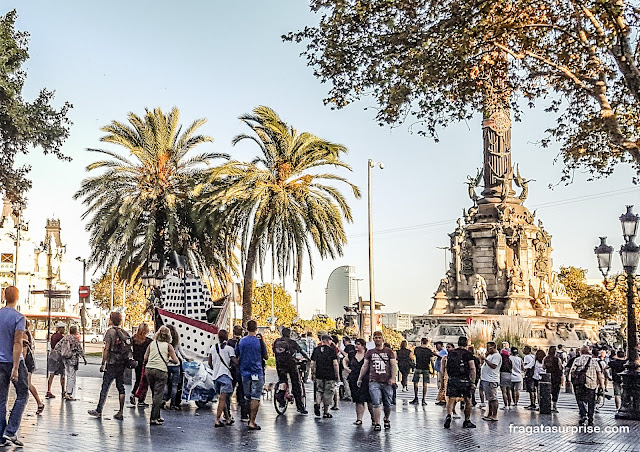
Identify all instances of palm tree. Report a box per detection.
[74,107,230,283]
[200,106,361,324]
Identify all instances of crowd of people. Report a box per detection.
[0,284,629,447]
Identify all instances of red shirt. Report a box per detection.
[50,332,64,349]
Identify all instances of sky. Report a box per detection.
[5,1,640,319]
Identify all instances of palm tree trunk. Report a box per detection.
[242,236,259,326]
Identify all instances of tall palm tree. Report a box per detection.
[74,107,230,283]
[200,106,361,324]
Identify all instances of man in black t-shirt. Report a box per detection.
[411,338,434,405]
[442,336,476,429]
[310,335,339,418]
[608,349,626,410]
[273,328,309,414]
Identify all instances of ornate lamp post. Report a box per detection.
[142,254,164,329]
[367,159,384,340]
[594,205,640,420]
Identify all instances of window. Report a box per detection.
[1,254,13,263]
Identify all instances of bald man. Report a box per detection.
[0,286,28,446]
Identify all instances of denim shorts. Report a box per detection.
[368,381,393,408]
[242,374,265,401]
[215,374,233,394]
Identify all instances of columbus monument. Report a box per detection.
[413,78,598,348]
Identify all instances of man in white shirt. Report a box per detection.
[208,329,238,427]
[522,345,536,409]
[480,341,501,421]
[509,347,524,407]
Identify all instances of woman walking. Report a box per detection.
[144,326,179,425]
[396,341,413,392]
[543,346,562,412]
[163,325,190,410]
[55,325,86,400]
[533,349,546,409]
[23,320,44,414]
[344,338,373,425]
[131,323,152,406]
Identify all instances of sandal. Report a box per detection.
[353,420,363,426]
[384,419,391,430]
[214,422,226,428]
[323,413,333,418]
[373,424,382,431]
[36,404,45,415]
[225,418,235,426]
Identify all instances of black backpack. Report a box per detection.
[446,349,469,378]
[571,357,591,386]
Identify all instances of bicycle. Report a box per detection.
[274,360,307,415]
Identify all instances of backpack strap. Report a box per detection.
[156,341,169,369]
[215,343,232,371]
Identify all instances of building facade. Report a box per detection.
[381,312,415,332]
[325,265,358,320]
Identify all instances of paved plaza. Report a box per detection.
[3,362,637,452]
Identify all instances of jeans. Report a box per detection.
[164,365,182,406]
[574,385,596,420]
[0,361,28,437]
[96,363,125,413]
[64,360,78,396]
[369,381,393,408]
[277,365,305,410]
[146,368,168,422]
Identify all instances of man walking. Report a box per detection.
[357,331,397,431]
[0,286,28,447]
[310,335,339,418]
[273,327,309,414]
[608,350,625,410]
[227,325,248,421]
[46,322,66,399]
[570,345,604,426]
[434,341,447,405]
[411,337,434,405]
[480,341,501,422]
[88,311,131,420]
[237,320,267,430]
[208,329,238,427]
[442,336,476,429]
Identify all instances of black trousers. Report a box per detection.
[277,365,304,410]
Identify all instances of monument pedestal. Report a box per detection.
[460,305,487,316]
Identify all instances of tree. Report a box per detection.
[91,270,150,330]
[200,106,361,324]
[251,283,297,327]
[558,266,626,323]
[0,10,72,203]
[286,1,640,181]
[74,107,230,284]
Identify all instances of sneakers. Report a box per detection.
[462,420,476,429]
[314,403,321,417]
[3,435,23,447]
[130,395,136,405]
[409,398,419,405]
[297,408,308,415]
[87,409,102,418]
[444,415,452,429]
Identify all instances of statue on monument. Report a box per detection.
[473,274,488,306]
[538,276,551,309]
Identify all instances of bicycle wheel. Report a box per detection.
[274,384,288,415]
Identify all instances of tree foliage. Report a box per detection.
[558,266,627,323]
[91,270,151,330]
[251,283,298,327]
[74,107,231,284]
[0,10,72,203]
[199,106,360,324]
[286,0,640,181]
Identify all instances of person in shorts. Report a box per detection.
[509,347,523,407]
[357,331,396,431]
[411,337,433,405]
[480,341,501,421]
[237,320,267,430]
[608,349,626,410]
[208,329,238,427]
[442,336,476,429]
[499,349,512,409]
[523,345,537,409]
[311,335,339,418]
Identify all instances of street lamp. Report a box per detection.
[594,205,640,420]
[368,159,384,340]
[75,257,87,352]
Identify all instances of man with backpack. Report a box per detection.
[570,345,604,426]
[442,336,476,429]
[88,312,133,420]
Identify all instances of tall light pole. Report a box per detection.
[368,159,384,340]
[594,205,640,420]
[76,257,87,352]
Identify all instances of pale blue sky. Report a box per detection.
[7,1,640,318]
